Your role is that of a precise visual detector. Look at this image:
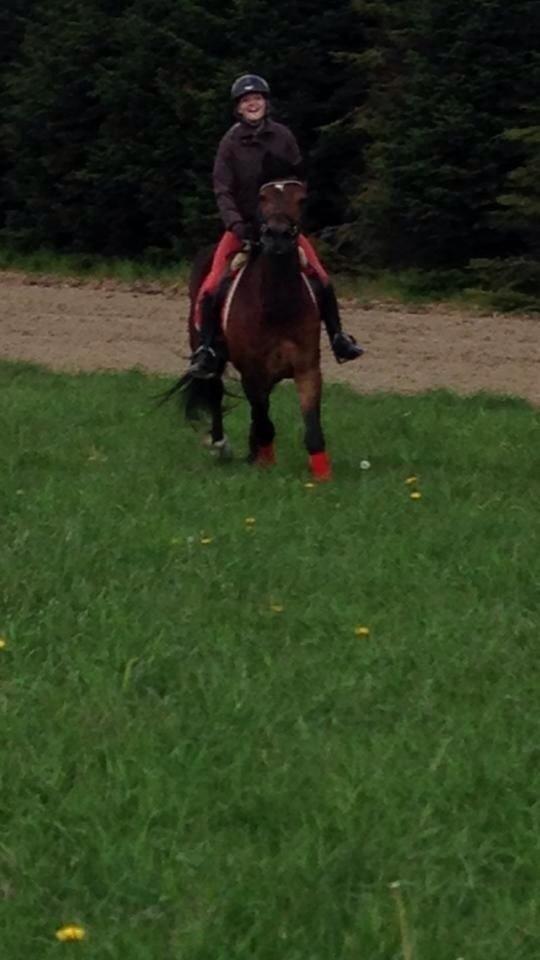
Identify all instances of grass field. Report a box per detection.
[1,360,540,959]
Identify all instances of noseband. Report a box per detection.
[259,218,299,239]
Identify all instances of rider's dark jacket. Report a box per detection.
[213,117,303,231]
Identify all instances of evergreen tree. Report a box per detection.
[3,0,114,250]
[1,0,366,256]
[0,0,35,228]
[497,125,540,253]
[2,0,232,254]
[84,0,233,256]
[222,0,367,231]
[348,0,540,267]
[3,0,538,269]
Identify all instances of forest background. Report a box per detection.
[1,0,539,307]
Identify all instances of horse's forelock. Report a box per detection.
[259,180,306,221]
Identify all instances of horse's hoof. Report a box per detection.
[309,451,332,481]
[216,440,233,461]
[204,435,233,461]
[255,443,276,466]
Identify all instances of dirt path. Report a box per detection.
[1,271,538,404]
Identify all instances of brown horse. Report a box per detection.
[175,179,331,480]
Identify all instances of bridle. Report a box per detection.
[259,218,299,240]
[258,179,304,240]
[259,179,304,192]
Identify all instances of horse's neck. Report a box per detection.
[260,250,303,324]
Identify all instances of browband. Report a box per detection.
[259,179,304,192]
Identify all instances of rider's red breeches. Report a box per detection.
[297,234,329,284]
[194,230,330,327]
[198,231,242,302]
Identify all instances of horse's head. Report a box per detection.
[258,180,306,256]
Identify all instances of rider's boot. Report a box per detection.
[188,292,222,379]
[315,280,364,363]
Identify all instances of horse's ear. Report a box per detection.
[289,181,307,204]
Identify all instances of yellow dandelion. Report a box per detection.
[410,492,422,500]
[200,537,213,545]
[244,517,256,525]
[354,626,370,637]
[270,604,284,613]
[405,476,418,485]
[0,637,7,649]
[55,925,86,942]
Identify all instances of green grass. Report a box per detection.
[338,269,495,311]
[0,244,502,310]
[1,361,540,959]
[0,245,189,286]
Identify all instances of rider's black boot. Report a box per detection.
[315,281,364,363]
[188,292,222,379]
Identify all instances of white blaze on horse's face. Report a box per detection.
[259,179,307,229]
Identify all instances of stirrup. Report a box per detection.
[187,345,219,379]
[332,332,364,364]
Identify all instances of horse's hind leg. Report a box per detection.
[205,376,232,460]
[294,368,332,480]
[242,378,276,465]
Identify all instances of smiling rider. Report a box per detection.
[188,73,363,378]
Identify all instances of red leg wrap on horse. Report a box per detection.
[256,444,276,466]
[310,451,332,480]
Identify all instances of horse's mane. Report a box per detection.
[253,157,309,324]
[250,244,307,327]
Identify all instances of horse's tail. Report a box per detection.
[156,373,223,423]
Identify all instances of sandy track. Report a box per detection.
[1,271,538,405]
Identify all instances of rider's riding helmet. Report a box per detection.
[231,74,270,102]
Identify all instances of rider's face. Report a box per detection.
[237,93,267,123]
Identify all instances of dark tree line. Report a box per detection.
[1,0,539,286]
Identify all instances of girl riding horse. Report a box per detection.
[188,73,363,378]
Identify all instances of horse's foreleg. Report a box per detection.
[294,368,332,480]
[242,378,276,465]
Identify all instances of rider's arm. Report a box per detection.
[213,136,243,231]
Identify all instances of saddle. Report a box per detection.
[196,244,315,334]
[230,242,309,276]
[222,245,315,331]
